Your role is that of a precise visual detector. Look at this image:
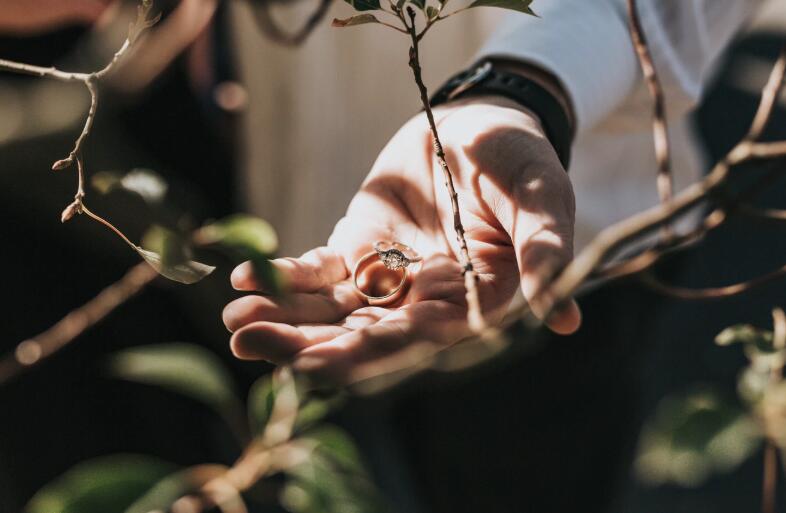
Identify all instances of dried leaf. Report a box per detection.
[332,14,381,27]
[135,247,215,284]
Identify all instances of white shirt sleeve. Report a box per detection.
[476,0,763,133]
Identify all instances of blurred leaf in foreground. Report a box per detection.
[92,168,168,204]
[283,425,388,513]
[108,343,240,418]
[248,373,343,437]
[124,464,228,513]
[197,214,282,293]
[26,454,176,513]
[635,387,761,487]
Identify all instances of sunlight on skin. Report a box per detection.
[224,95,582,384]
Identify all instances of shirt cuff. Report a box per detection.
[475,0,639,134]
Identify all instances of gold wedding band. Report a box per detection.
[353,241,422,306]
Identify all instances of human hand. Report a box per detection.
[223,95,581,384]
[0,0,114,35]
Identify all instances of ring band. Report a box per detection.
[353,251,408,306]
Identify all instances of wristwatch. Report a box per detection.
[430,61,574,170]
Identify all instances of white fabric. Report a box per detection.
[477,0,763,249]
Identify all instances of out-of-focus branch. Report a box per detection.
[627,0,673,222]
[637,263,786,300]
[250,0,333,46]
[0,0,159,226]
[0,263,158,385]
[532,47,786,316]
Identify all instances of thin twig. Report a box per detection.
[0,0,156,225]
[532,48,786,319]
[764,441,778,513]
[401,6,486,333]
[0,263,158,385]
[637,263,786,300]
[739,205,786,223]
[748,47,786,141]
[627,0,674,224]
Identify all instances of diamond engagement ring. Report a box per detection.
[353,241,422,306]
[373,241,422,271]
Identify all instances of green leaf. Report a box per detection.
[410,0,425,10]
[425,5,439,20]
[26,454,176,513]
[198,215,281,293]
[332,14,381,27]
[635,387,762,487]
[141,225,189,268]
[248,374,277,435]
[247,374,340,436]
[716,324,775,352]
[108,343,238,416]
[284,425,388,513]
[342,0,381,12]
[92,169,168,204]
[466,0,535,15]
[135,247,215,285]
[124,464,228,513]
[302,425,364,474]
[199,215,278,256]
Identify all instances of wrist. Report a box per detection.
[430,61,575,169]
[435,94,548,136]
[487,58,576,135]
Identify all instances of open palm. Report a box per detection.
[223,97,580,384]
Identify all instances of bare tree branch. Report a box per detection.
[637,263,786,300]
[627,0,674,224]
[0,263,158,385]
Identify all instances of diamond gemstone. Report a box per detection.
[381,249,407,270]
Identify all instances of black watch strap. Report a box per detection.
[430,61,574,170]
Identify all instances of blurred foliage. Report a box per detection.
[196,214,283,294]
[108,342,241,420]
[635,387,761,487]
[92,169,168,205]
[91,168,281,288]
[26,455,177,513]
[637,314,786,488]
[248,373,344,436]
[31,343,383,513]
[282,426,388,513]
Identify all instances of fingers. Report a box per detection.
[223,281,365,332]
[505,167,582,335]
[229,307,389,363]
[231,247,347,293]
[291,300,468,384]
